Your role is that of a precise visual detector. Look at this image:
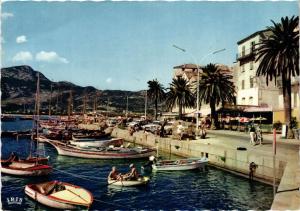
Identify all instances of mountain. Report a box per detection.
[1,65,147,114]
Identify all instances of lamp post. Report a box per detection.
[172,45,226,136]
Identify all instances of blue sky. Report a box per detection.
[2,1,298,91]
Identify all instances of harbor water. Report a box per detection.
[1,119,274,210]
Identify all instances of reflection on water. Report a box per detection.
[1,120,274,210]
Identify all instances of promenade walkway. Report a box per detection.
[196,130,300,210]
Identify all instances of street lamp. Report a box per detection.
[172,45,226,136]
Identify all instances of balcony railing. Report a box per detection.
[236,46,256,61]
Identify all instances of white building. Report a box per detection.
[236,29,280,110]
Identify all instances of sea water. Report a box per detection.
[1,119,274,210]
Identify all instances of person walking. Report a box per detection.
[249,124,256,145]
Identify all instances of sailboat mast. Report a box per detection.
[36,73,40,142]
[48,83,52,116]
[68,90,72,119]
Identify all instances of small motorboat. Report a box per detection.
[25,181,93,210]
[152,157,208,171]
[108,176,150,187]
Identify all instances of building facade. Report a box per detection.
[236,30,280,110]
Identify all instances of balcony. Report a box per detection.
[236,47,256,61]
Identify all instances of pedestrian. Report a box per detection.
[249,124,256,145]
[256,125,263,145]
[249,162,257,180]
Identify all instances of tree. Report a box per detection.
[256,16,299,138]
[165,77,195,120]
[147,79,166,120]
[198,63,236,129]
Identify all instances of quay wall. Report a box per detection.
[112,128,285,184]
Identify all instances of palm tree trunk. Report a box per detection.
[282,75,293,138]
[210,100,217,130]
[179,101,183,120]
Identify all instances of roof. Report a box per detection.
[237,29,271,45]
[173,64,202,69]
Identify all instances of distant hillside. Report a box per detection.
[1,65,147,114]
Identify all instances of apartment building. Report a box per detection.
[236,29,280,110]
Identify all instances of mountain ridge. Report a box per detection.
[1,65,147,114]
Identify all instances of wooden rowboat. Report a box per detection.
[108,176,150,187]
[46,140,155,159]
[1,162,52,176]
[152,157,208,171]
[25,181,93,209]
[69,138,123,148]
[1,154,52,176]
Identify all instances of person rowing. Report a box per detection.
[108,166,122,181]
[123,163,139,181]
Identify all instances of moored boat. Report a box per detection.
[46,140,155,159]
[25,181,93,209]
[152,157,208,171]
[69,138,123,148]
[108,176,150,187]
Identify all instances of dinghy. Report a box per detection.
[152,157,208,171]
[25,181,93,209]
[46,140,155,159]
[108,176,150,187]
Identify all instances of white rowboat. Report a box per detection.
[25,181,93,209]
[108,176,150,186]
[152,157,208,171]
[1,162,52,176]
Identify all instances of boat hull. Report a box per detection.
[153,158,208,171]
[25,181,93,209]
[69,138,123,148]
[47,140,155,159]
[1,164,52,176]
[108,177,150,186]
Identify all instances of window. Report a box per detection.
[250,61,254,70]
[250,77,254,88]
[242,97,246,105]
[294,92,298,108]
[241,65,245,72]
[249,97,253,105]
[241,80,245,89]
[251,41,255,51]
[242,46,246,56]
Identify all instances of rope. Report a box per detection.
[276,188,299,193]
[53,168,107,182]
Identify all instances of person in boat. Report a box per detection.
[108,166,122,181]
[124,164,139,180]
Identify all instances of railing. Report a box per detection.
[236,46,256,60]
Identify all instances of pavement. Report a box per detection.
[202,129,300,210]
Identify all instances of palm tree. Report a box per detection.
[147,79,166,120]
[256,16,299,138]
[198,63,236,129]
[165,77,195,120]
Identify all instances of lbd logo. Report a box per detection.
[6,197,23,205]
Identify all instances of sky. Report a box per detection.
[1,1,298,91]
